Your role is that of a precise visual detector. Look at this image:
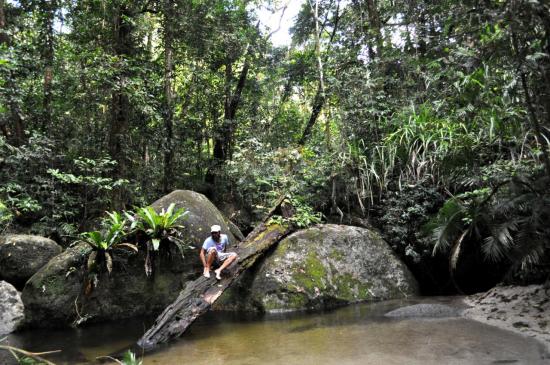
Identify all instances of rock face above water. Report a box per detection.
[0,234,62,287]
[385,303,462,318]
[21,190,240,328]
[216,224,419,312]
[0,281,24,335]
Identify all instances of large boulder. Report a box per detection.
[0,234,62,287]
[151,190,240,245]
[21,242,191,328]
[215,224,419,312]
[0,281,24,336]
[21,190,240,328]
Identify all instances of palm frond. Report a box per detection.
[431,203,466,255]
[482,236,506,262]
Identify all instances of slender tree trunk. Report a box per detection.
[0,0,7,45]
[365,0,383,59]
[226,53,250,160]
[298,3,340,145]
[520,72,550,177]
[511,30,550,177]
[536,6,550,148]
[309,0,325,96]
[108,5,133,207]
[299,84,325,145]
[40,0,56,132]
[212,60,233,163]
[0,0,25,146]
[162,0,175,193]
[145,14,153,60]
[207,49,252,186]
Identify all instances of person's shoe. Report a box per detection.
[214,269,222,280]
[203,268,210,278]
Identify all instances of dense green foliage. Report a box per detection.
[1,0,549,292]
[82,204,188,286]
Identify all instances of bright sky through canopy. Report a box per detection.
[256,1,304,47]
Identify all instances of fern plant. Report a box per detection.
[268,196,323,228]
[127,203,189,276]
[81,211,137,293]
[0,200,13,233]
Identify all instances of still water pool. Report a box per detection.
[3,298,549,364]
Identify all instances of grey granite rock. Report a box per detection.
[216,224,419,312]
[385,303,462,318]
[0,281,24,335]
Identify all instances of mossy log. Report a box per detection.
[136,197,294,350]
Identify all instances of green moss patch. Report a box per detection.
[292,251,327,292]
[332,273,373,301]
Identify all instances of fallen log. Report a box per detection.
[136,197,295,351]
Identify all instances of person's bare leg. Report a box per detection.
[214,254,238,280]
[204,250,217,278]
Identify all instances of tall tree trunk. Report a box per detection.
[225,53,250,159]
[40,0,56,132]
[365,0,383,59]
[298,2,340,145]
[510,26,550,177]
[108,5,133,208]
[206,50,251,186]
[0,0,25,146]
[162,0,174,193]
[212,59,233,163]
[299,84,325,145]
[0,0,7,45]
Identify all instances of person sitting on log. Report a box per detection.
[200,224,238,280]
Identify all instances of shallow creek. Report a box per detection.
[3,297,549,365]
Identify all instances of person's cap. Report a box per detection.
[210,225,221,233]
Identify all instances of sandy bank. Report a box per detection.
[462,284,550,351]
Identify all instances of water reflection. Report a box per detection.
[2,298,548,365]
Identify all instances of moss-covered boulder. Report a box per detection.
[215,224,419,312]
[0,234,62,288]
[21,241,192,328]
[21,190,240,328]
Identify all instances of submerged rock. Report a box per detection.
[0,234,62,287]
[0,281,24,335]
[21,190,240,328]
[216,224,419,312]
[385,303,462,318]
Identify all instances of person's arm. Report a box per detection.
[223,235,229,252]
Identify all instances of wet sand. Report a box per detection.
[462,284,550,352]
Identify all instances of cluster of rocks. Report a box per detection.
[0,234,61,336]
[0,190,418,336]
